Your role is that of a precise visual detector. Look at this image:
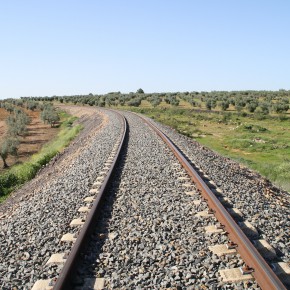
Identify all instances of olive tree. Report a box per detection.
[26,101,38,111]
[0,138,19,168]
[206,100,212,110]
[127,98,141,107]
[246,101,258,113]
[41,106,60,127]
[220,101,229,111]
[272,102,289,114]
[6,110,30,136]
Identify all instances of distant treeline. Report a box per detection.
[16,89,290,114]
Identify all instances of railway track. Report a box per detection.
[0,107,288,289]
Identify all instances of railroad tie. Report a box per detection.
[60,233,77,243]
[46,253,67,265]
[271,263,290,286]
[84,196,95,202]
[70,218,85,227]
[31,279,53,290]
[205,224,225,234]
[74,278,105,290]
[219,268,254,284]
[238,221,259,239]
[253,239,277,260]
[227,207,244,221]
[195,210,215,218]
[209,243,237,256]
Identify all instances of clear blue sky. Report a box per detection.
[0,1,289,98]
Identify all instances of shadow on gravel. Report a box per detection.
[74,125,130,285]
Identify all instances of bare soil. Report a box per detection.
[0,108,59,170]
[56,104,101,118]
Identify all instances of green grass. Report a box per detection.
[121,106,290,192]
[0,111,82,202]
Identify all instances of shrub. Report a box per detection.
[272,102,289,114]
[0,172,18,197]
[127,98,141,107]
[239,124,268,133]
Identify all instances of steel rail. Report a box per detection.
[53,112,127,290]
[138,114,286,290]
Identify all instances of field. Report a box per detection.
[0,108,59,170]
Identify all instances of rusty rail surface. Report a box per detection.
[53,112,127,290]
[138,114,286,290]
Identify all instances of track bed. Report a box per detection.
[0,107,289,289]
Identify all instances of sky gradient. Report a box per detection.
[0,1,289,98]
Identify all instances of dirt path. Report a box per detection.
[56,104,100,118]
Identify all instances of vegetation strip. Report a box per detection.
[0,111,82,201]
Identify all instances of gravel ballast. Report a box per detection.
[0,109,123,289]
[75,111,259,289]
